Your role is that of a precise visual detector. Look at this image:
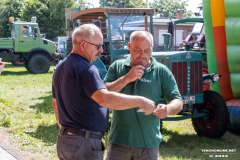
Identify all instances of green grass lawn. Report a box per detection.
[0,63,239,160]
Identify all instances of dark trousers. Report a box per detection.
[57,127,104,160]
[106,143,159,160]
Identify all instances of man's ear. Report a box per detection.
[80,41,86,50]
[128,42,131,49]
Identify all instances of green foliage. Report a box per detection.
[103,0,147,8]
[0,0,75,40]
[22,0,75,40]
[0,112,11,127]
[0,0,26,37]
[149,0,192,19]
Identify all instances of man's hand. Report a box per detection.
[139,98,156,115]
[153,104,169,119]
[125,65,145,82]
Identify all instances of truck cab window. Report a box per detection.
[21,25,32,37]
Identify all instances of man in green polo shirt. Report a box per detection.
[104,31,183,160]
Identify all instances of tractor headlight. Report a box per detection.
[212,73,220,82]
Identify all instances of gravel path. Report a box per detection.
[0,127,35,160]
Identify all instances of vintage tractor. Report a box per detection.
[166,17,212,91]
[168,17,207,70]
[66,7,229,138]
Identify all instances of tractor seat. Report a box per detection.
[193,34,205,48]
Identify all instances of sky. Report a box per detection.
[83,0,202,13]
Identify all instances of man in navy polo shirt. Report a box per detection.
[52,24,156,160]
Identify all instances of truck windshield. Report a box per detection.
[109,14,151,49]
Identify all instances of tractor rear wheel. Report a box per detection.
[192,90,229,138]
[26,54,51,74]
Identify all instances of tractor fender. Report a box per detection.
[91,57,107,79]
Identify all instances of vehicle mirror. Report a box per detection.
[34,27,38,37]
[41,33,46,38]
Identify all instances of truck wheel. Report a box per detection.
[192,90,229,138]
[26,54,51,73]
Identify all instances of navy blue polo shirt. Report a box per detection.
[52,53,108,134]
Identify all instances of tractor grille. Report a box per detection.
[172,61,202,96]
[190,61,202,94]
[172,62,187,95]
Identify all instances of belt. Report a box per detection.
[61,127,103,140]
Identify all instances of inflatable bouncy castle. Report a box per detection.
[203,0,240,134]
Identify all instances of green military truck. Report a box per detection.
[0,17,56,73]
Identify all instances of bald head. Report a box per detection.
[129,31,154,47]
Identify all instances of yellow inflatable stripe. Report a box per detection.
[211,0,225,27]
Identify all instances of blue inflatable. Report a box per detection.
[228,106,240,134]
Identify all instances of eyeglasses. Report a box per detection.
[83,40,103,50]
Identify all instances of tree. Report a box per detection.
[0,0,6,14]
[0,0,75,40]
[0,0,26,37]
[22,0,75,40]
[102,0,147,8]
[149,0,192,19]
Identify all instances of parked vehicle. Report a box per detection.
[167,18,210,90]
[0,17,56,73]
[56,36,67,57]
[168,17,207,68]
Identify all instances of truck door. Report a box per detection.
[18,25,40,52]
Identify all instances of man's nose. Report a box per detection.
[99,46,103,53]
[138,50,145,56]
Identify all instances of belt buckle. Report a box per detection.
[66,131,76,136]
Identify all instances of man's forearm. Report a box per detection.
[95,89,144,109]
[105,65,145,92]
[166,99,183,115]
[52,98,61,128]
[105,75,129,92]
[92,89,155,115]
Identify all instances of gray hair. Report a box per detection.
[129,31,154,46]
[72,23,103,45]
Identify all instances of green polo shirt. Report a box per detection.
[104,55,181,148]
